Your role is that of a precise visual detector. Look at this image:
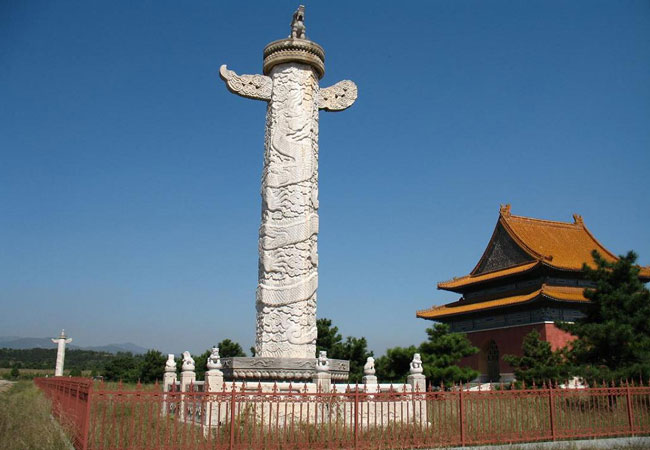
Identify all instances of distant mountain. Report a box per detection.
[0,337,58,349]
[0,337,147,354]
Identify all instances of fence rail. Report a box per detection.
[35,378,650,449]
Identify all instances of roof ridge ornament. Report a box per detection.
[573,214,584,226]
[500,204,511,218]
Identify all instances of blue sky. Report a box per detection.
[1,1,649,356]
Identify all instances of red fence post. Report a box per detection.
[548,384,556,441]
[458,386,465,446]
[80,381,92,450]
[229,385,236,450]
[354,388,359,449]
[626,381,635,435]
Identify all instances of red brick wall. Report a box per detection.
[459,323,576,377]
[540,322,575,350]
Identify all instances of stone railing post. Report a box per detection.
[407,353,427,424]
[362,357,378,393]
[313,351,331,393]
[179,351,196,421]
[204,347,224,429]
[407,353,426,392]
[162,354,177,417]
[180,351,197,391]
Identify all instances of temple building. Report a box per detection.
[417,205,650,382]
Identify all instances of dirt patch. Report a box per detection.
[0,380,15,392]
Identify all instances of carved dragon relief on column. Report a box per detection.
[220,39,357,359]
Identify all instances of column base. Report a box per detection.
[221,357,349,382]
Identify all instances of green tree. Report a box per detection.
[218,339,246,358]
[316,318,343,354]
[10,366,19,379]
[69,367,82,377]
[338,336,373,384]
[139,350,166,383]
[418,323,478,386]
[375,345,418,383]
[316,318,372,383]
[192,340,246,381]
[503,330,569,386]
[558,250,650,384]
[193,350,211,381]
[102,352,141,383]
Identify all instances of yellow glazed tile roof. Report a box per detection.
[499,210,617,271]
[439,261,540,289]
[437,205,650,291]
[416,284,589,320]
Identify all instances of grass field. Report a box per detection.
[0,381,73,450]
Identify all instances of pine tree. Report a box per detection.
[316,318,343,355]
[217,339,246,358]
[418,323,478,386]
[558,250,650,384]
[139,350,166,383]
[316,318,373,383]
[375,345,418,383]
[503,330,569,386]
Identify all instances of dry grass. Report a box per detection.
[507,443,650,450]
[0,381,72,450]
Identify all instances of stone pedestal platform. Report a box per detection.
[221,357,349,382]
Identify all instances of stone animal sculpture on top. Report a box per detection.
[410,353,423,374]
[291,5,306,39]
[316,350,330,372]
[165,354,176,372]
[364,356,376,376]
[206,346,222,371]
[181,351,195,371]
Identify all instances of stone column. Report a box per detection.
[51,329,72,377]
[220,6,357,360]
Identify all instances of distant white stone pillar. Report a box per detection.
[312,351,331,392]
[407,353,426,392]
[51,329,72,377]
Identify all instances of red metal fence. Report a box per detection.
[34,377,92,448]
[35,378,650,449]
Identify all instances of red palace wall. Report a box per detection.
[459,322,575,378]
